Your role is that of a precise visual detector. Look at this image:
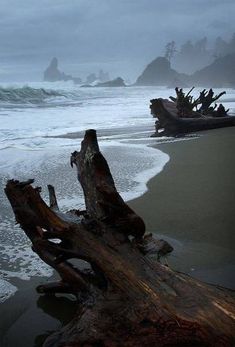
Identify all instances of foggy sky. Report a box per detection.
[0,0,234,82]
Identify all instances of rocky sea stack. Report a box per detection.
[96,77,126,87]
[43,57,82,83]
[135,57,187,86]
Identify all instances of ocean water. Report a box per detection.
[0,82,170,303]
[0,82,235,303]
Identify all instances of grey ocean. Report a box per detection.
[1,82,235,302]
[0,82,171,302]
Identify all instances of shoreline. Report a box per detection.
[129,127,235,288]
[1,126,235,346]
[0,125,168,305]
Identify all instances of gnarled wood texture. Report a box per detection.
[151,98,235,137]
[5,129,235,347]
[169,87,228,118]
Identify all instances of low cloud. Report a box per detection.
[0,0,234,81]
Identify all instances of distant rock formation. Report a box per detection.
[44,58,68,82]
[135,57,187,86]
[80,84,93,88]
[81,77,126,88]
[44,58,82,83]
[96,77,126,87]
[85,70,110,84]
[191,53,235,87]
[135,54,235,88]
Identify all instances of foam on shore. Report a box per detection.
[0,279,17,303]
[0,137,169,302]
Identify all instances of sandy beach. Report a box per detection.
[1,126,235,346]
[130,126,235,288]
[1,2,235,343]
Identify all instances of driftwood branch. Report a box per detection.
[169,87,229,119]
[151,98,235,137]
[198,89,227,115]
[5,130,235,347]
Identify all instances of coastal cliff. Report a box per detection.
[136,54,235,87]
[192,53,235,87]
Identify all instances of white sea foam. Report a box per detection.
[0,279,17,303]
[0,138,169,304]
[0,244,53,281]
[0,218,53,303]
[100,141,169,201]
[1,83,234,302]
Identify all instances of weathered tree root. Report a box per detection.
[150,98,235,137]
[169,87,229,118]
[5,129,235,347]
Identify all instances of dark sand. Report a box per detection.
[0,276,77,347]
[1,126,235,346]
[130,127,235,288]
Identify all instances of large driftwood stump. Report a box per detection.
[5,130,235,347]
[169,87,228,118]
[151,98,235,137]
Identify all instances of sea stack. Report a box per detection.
[44,57,65,82]
[96,77,126,87]
[136,56,187,86]
[43,57,78,82]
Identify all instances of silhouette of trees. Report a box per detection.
[168,33,235,74]
[213,33,235,59]
[180,40,194,57]
[164,41,177,62]
[195,37,207,54]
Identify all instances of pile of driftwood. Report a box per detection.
[5,130,235,347]
[151,87,235,136]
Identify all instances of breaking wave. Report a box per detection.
[0,86,65,105]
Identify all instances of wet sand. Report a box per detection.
[0,276,77,347]
[1,126,235,346]
[130,127,235,288]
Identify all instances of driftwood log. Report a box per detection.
[151,98,235,137]
[169,88,229,118]
[5,130,235,347]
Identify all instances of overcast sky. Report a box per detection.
[0,0,234,82]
